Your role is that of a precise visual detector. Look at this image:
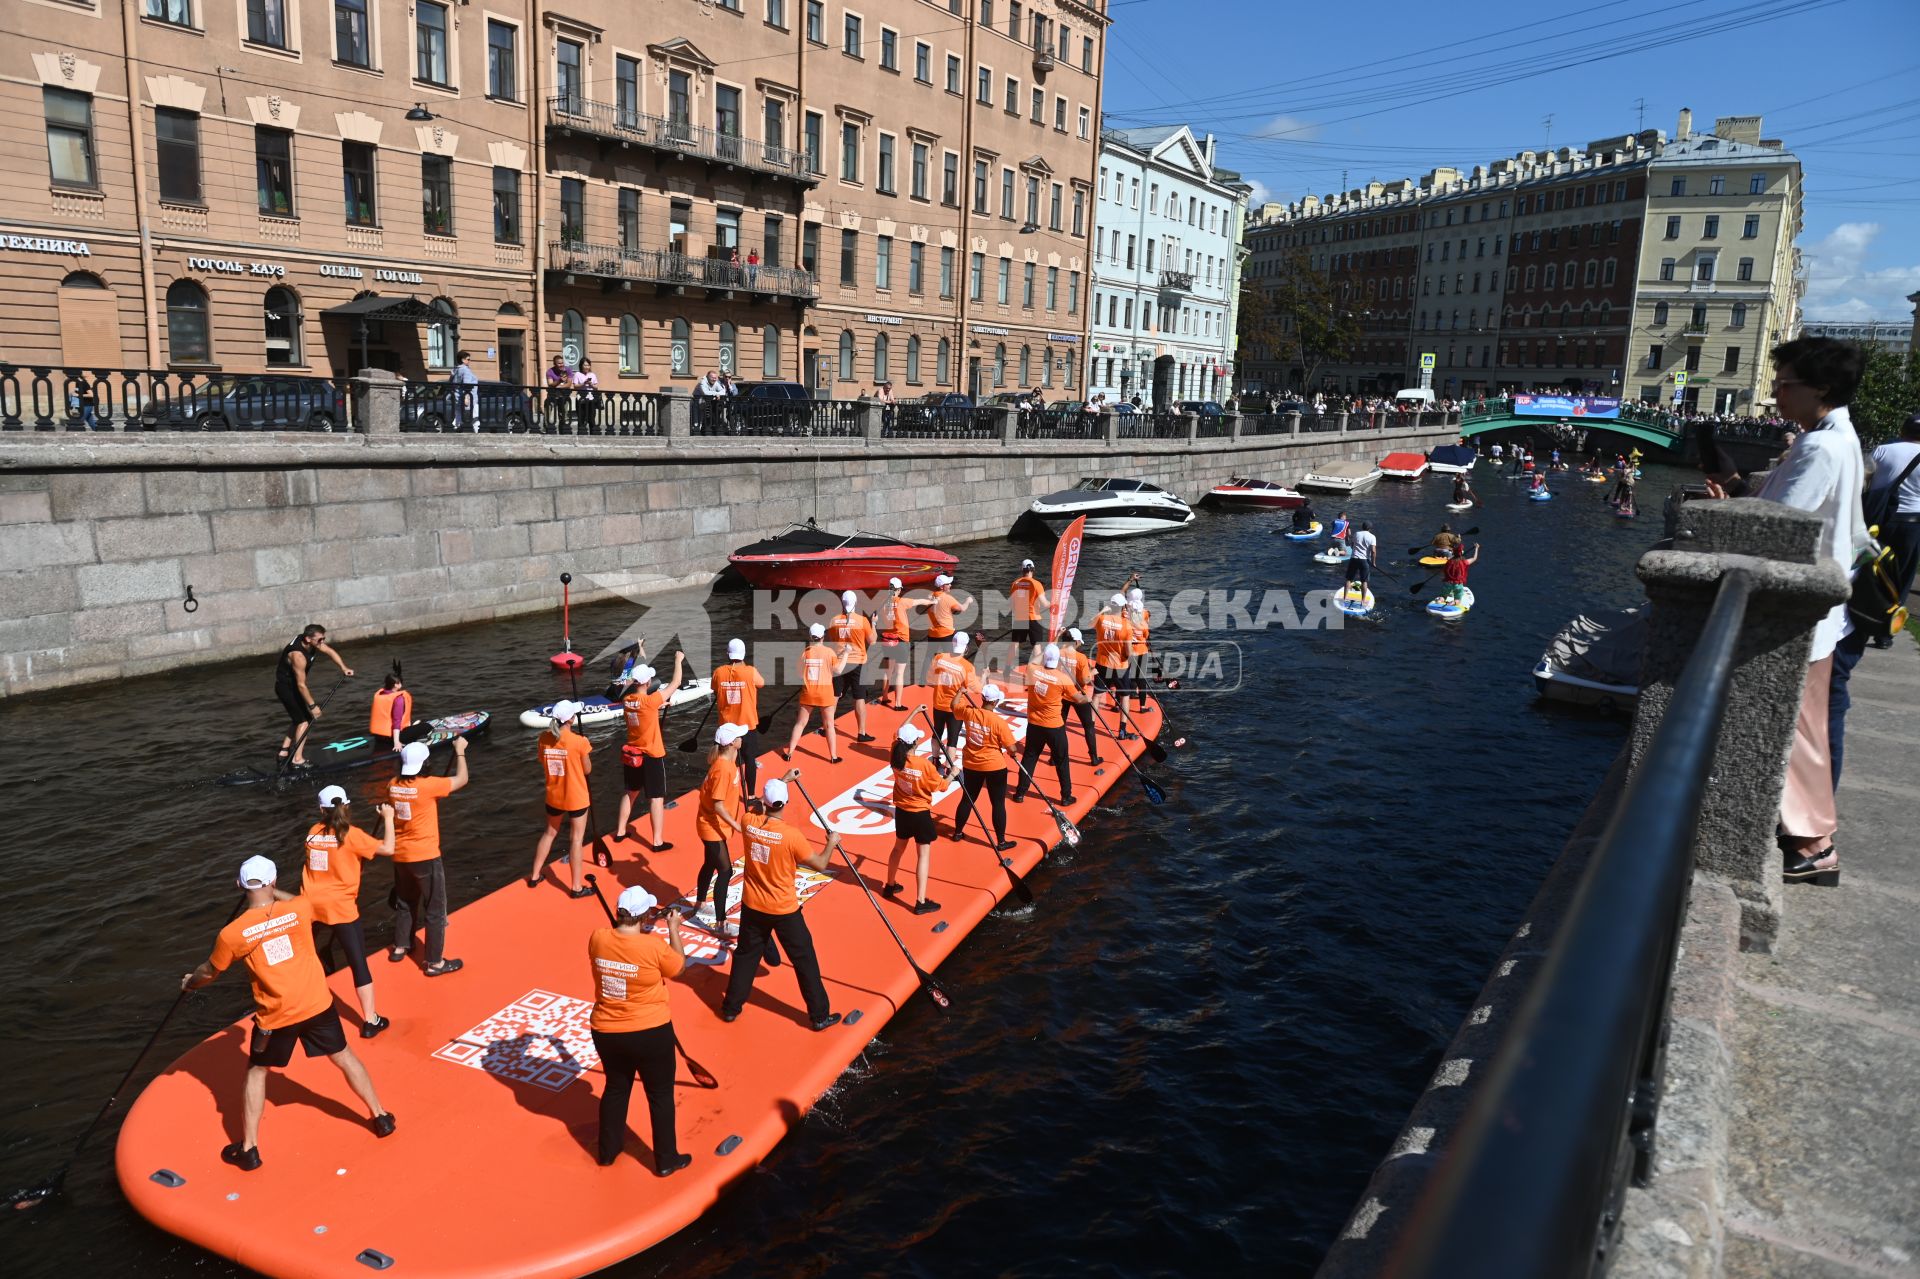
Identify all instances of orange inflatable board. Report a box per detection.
[118,686,1163,1278]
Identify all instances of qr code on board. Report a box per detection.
[432,989,600,1091]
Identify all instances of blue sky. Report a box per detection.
[1099,0,1920,323]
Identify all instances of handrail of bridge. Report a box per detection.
[1385,567,1754,1279]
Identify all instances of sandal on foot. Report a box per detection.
[568,884,595,899]
[424,958,465,977]
[387,948,409,963]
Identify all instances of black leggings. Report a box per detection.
[722,907,828,1022]
[1014,724,1072,801]
[1124,655,1150,706]
[952,768,1009,841]
[591,1022,679,1166]
[315,918,372,988]
[1070,697,1100,761]
[931,707,961,753]
[697,839,732,921]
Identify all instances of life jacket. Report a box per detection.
[370,687,413,736]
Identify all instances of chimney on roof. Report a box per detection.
[1677,107,1693,141]
[1714,115,1762,145]
[1202,133,1216,164]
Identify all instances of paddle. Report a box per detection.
[6,893,249,1211]
[755,686,802,736]
[580,876,720,1089]
[676,695,716,754]
[266,672,348,786]
[789,778,953,1010]
[942,697,1036,906]
[1085,702,1167,804]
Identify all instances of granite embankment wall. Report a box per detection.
[0,422,1453,698]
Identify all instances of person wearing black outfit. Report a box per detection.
[275,624,353,769]
[589,885,692,1176]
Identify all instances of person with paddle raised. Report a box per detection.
[718,775,842,1033]
[926,632,979,757]
[951,684,1018,850]
[712,638,769,796]
[1013,643,1084,807]
[1010,559,1050,660]
[784,624,851,764]
[528,700,596,898]
[1125,585,1153,713]
[274,624,353,771]
[826,590,880,743]
[588,884,692,1177]
[387,738,466,976]
[181,856,396,1172]
[1057,628,1103,766]
[614,653,685,854]
[880,723,957,915]
[1440,542,1481,607]
[304,785,398,1037]
[925,573,967,646]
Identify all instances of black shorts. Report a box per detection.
[623,752,667,798]
[546,804,590,820]
[895,807,939,844]
[249,1005,347,1068]
[833,669,866,700]
[1025,620,1047,647]
[278,689,314,726]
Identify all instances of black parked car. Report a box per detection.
[1177,400,1226,417]
[402,381,535,432]
[138,374,345,431]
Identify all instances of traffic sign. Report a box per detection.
[1674,371,1688,387]
[1419,352,1436,370]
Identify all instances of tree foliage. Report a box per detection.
[1239,245,1362,391]
[1851,344,1920,446]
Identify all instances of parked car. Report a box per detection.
[402,380,535,432]
[712,380,840,435]
[1177,400,1226,417]
[138,374,344,431]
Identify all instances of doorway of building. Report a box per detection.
[967,357,982,400]
[803,348,820,394]
[1152,355,1174,410]
[498,330,525,385]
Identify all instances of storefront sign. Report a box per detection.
[971,324,1009,336]
[1046,332,1080,344]
[2,233,90,256]
[316,263,426,285]
[1511,394,1623,420]
[188,255,286,277]
[376,268,425,284]
[864,314,903,325]
[319,264,365,279]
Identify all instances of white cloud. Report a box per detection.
[1246,178,1274,208]
[1800,222,1920,322]
[1252,115,1321,142]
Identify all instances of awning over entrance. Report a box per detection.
[320,294,442,325]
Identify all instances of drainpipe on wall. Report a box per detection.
[794,15,805,385]
[1083,10,1108,390]
[954,6,975,393]
[119,0,162,366]
[530,0,547,378]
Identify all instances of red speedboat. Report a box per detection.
[1206,476,1306,509]
[727,522,958,591]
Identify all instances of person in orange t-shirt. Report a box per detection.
[718,775,841,1031]
[712,637,769,795]
[1009,559,1051,658]
[925,632,980,756]
[1091,593,1135,711]
[386,737,467,975]
[529,700,596,897]
[1058,628,1103,766]
[876,577,931,708]
[925,573,967,641]
[1013,643,1085,806]
[1124,582,1153,713]
[826,590,880,741]
[588,884,691,1176]
[784,624,851,764]
[694,722,747,942]
[303,784,396,1037]
[614,652,685,853]
[183,856,393,1171]
[879,723,956,914]
[952,684,1018,849]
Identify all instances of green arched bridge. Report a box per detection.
[1458,398,1685,451]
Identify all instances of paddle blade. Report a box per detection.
[1000,860,1036,905]
[919,970,953,1009]
[1137,770,1168,804]
[1053,808,1082,848]
[677,738,700,753]
[7,1177,61,1211]
[1144,737,1169,764]
[686,1060,720,1089]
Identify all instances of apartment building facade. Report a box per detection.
[1084,124,1250,407]
[1,0,1107,392]
[1242,111,1798,413]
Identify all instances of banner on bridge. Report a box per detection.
[1510,394,1622,420]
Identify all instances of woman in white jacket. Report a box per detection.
[1707,337,1868,886]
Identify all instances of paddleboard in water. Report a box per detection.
[1336,584,1375,616]
[216,712,492,787]
[1528,490,1553,502]
[121,687,1164,1279]
[1281,521,1323,541]
[1445,501,1474,512]
[518,678,714,729]
[1428,586,1475,619]
[1615,507,1637,519]
[1585,475,1609,484]
[1417,554,1451,567]
[1312,548,1352,565]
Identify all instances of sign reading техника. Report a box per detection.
[2,234,92,256]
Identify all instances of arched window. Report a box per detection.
[838,330,854,380]
[906,334,921,384]
[993,343,1006,386]
[264,286,302,367]
[1042,345,1053,388]
[717,322,737,376]
[558,308,585,370]
[936,337,950,385]
[1467,309,1478,330]
[165,279,211,364]
[619,314,641,374]
[670,317,691,375]
[1580,303,1593,327]
[428,297,459,369]
[1064,352,1074,389]
[1019,345,1031,385]
[874,332,889,383]
[58,271,119,368]
[1599,302,1612,326]
[498,302,524,318]
[1559,304,1572,327]
[762,324,781,378]
[1653,301,1669,327]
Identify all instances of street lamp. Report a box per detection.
[405,104,436,122]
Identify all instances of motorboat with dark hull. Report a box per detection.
[1205,477,1307,510]
[727,523,958,590]
[1028,478,1196,539]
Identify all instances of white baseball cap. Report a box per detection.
[888,576,903,590]
[399,741,431,776]
[1021,558,1035,569]
[981,684,1004,703]
[952,631,969,652]
[714,722,750,747]
[1128,587,1145,606]
[935,573,953,587]
[550,699,583,723]
[1042,644,1062,668]
[236,855,278,889]
[1066,627,1084,643]
[809,622,826,639]
[317,785,349,808]
[616,886,658,917]
[631,664,657,685]
[841,590,857,609]
[727,638,746,660]
[762,778,790,805]
[1109,594,1127,609]
[897,723,924,744]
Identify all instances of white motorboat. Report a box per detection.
[1296,459,1383,494]
[1028,478,1196,539]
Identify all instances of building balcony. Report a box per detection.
[1033,46,1056,73]
[547,241,818,303]
[1688,280,1716,293]
[1682,324,1710,339]
[1158,269,1194,294]
[545,96,817,187]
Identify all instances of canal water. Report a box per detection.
[2,459,1669,1277]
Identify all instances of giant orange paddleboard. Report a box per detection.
[117,685,1163,1277]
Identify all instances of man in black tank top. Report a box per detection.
[277,624,354,768]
